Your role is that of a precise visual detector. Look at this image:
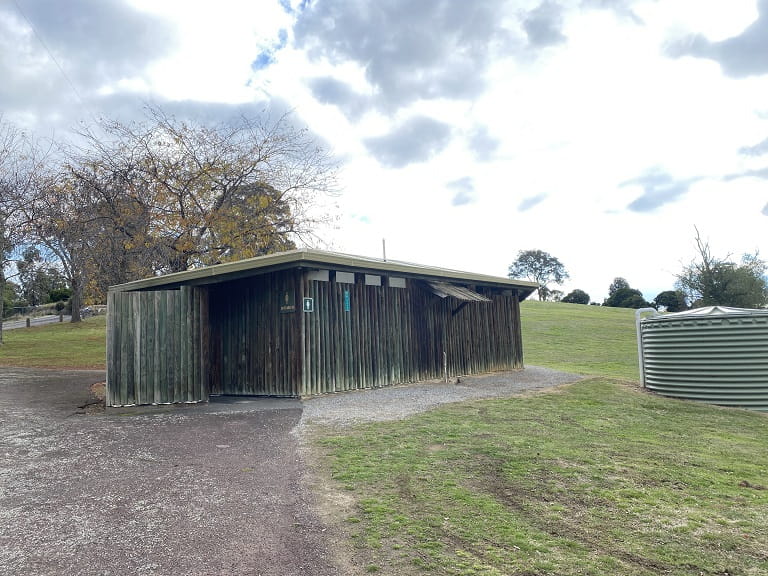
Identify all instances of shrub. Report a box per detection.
[49,288,73,303]
[562,289,590,304]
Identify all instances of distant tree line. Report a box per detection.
[509,229,767,311]
[3,246,71,313]
[0,107,337,339]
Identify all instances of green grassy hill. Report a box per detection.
[0,301,638,380]
[521,300,640,380]
[0,300,642,375]
[2,296,767,575]
[316,301,768,575]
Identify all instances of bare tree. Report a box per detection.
[0,118,45,339]
[25,168,93,322]
[58,155,158,300]
[70,105,338,276]
[8,106,338,321]
[676,227,767,308]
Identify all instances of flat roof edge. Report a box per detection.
[108,249,539,294]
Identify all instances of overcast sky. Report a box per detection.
[2,0,768,302]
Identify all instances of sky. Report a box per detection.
[2,0,768,303]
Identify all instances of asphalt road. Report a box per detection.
[0,368,342,576]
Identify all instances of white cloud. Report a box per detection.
[637,0,757,41]
[3,0,767,305]
[126,0,292,102]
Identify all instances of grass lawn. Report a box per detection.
[2,300,767,574]
[320,379,768,575]
[315,301,768,575]
[0,316,106,369]
[521,300,640,380]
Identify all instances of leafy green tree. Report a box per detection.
[609,277,630,296]
[561,289,590,304]
[48,287,72,303]
[676,229,768,308]
[2,281,20,318]
[604,279,650,309]
[508,249,569,301]
[16,247,67,306]
[653,290,687,312]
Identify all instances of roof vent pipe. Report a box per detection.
[635,307,659,386]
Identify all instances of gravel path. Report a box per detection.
[0,368,339,576]
[1,366,580,575]
[298,366,582,429]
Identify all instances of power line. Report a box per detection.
[11,0,97,121]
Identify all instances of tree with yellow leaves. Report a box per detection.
[23,105,337,318]
[71,105,337,277]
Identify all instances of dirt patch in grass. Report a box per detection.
[313,378,768,575]
[298,433,370,576]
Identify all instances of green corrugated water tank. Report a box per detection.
[638,306,768,411]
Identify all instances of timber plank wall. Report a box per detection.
[106,286,210,406]
[107,269,523,405]
[208,270,300,396]
[208,270,523,397]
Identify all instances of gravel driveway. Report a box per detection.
[298,366,582,429]
[0,366,580,575]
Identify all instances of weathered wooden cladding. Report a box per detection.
[106,287,210,406]
[299,275,523,396]
[204,270,523,399]
[106,250,529,406]
[208,270,300,397]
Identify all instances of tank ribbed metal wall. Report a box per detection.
[639,307,768,411]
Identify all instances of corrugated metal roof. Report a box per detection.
[109,248,539,297]
[426,281,492,302]
[643,306,768,323]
